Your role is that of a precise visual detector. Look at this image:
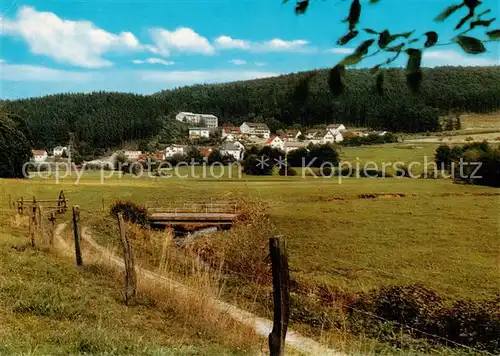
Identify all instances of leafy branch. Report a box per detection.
[285,0,499,95]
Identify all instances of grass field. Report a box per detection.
[2,166,498,300]
[1,143,499,354]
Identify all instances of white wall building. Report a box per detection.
[123,150,142,160]
[165,144,186,158]
[327,124,346,132]
[284,142,307,154]
[176,112,219,128]
[221,141,244,161]
[240,122,271,139]
[52,146,68,156]
[266,136,285,150]
[320,129,344,144]
[189,127,210,139]
[31,150,48,163]
[221,126,242,141]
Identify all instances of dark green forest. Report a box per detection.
[3,66,500,152]
[0,112,32,178]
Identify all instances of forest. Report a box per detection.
[2,66,499,153]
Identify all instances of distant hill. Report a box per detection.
[3,66,500,154]
[159,66,500,132]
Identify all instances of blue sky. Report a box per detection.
[0,0,498,99]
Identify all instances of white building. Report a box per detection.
[165,144,186,158]
[266,136,285,150]
[176,112,219,128]
[123,150,142,160]
[327,124,346,132]
[284,142,307,154]
[31,150,48,163]
[189,127,210,139]
[240,122,271,139]
[221,141,244,161]
[221,126,242,141]
[281,130,302,142]
[52,146,68,156]
[318,129,344,144]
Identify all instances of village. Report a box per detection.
[30,111,388,165]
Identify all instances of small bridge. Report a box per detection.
[147,201,239,228]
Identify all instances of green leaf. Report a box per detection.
[295,0,309,15]
[344,0,361,31]
[435,3,464,22]
[470,18,496,29]
[486,29,500,40]
[408,38,420,44]
[354,39,376,55]
[455,35,486,54]
[378,30,391,48]
[328,65,345,97]
[369,0,381,4]
[363,28,379,35]
[424,31,439,48]
[337,30,359,46]
[340,54,363,66]
[386,43,405,52]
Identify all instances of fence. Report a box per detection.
[16,190,68,215]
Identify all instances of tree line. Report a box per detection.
[1,66,499,155]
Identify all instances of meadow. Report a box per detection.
[1,143,499,354]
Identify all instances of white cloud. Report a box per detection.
[254,62,266,67]
[423,50,499,67]
[132,58,175,66]
[327,47,354,55]
[137,70,278,84]
[214,36,250,50]
[258,39,310,52]
[0,62,92,82]
[149,27,214,56]
[0,6,142,68]
[214,35,312,53]
[229,59,247,66]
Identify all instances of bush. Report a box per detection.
[110,200,148,227]
[350,284,500,353]
[242,154,273,176]
[278,166,297,176]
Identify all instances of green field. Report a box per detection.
[1,143,499,354]
[2,161,498,299]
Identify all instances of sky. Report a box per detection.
[0,0,498,99]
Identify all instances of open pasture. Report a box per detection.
[2,165,499,301]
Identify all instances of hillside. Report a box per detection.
[3,66,500,152]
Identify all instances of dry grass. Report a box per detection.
[0,207,263,355]
[461,112,500,130]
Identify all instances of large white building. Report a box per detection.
[176,112,219,128]
[165,144,187,158]
[240,122,271,139]
[189,127,211,139]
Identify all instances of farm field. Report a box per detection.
[1,142,499,354]
[2,169,499,300]
[0,226,259,355]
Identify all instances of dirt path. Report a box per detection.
[54,223,345,356]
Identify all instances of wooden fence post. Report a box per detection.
[37,205,43,242]
[29,205,37,248]
[117,213,137,306]
[268,237,290,356]
[49,213,56,246]
[72,206,83,266]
